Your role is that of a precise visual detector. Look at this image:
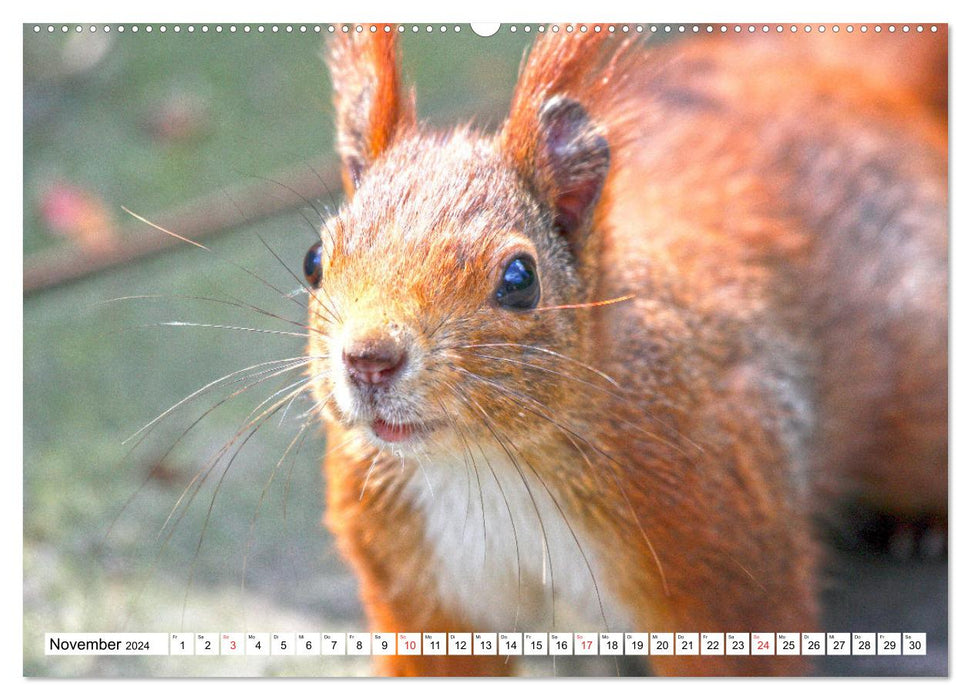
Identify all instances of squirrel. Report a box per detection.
[301,26,947,676]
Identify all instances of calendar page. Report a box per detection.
[22,16,949,679]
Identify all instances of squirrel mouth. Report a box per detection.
[370,418,429,444]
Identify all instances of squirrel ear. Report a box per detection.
[328,29,415,196]
[532,96,610,244]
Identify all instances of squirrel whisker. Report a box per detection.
[463,350,705,457]
[531,293,636,312]
[120,205,209,250]
[148,321,309,338]
[241,415,319,603]
[123,356,317,446]
[459,389,563,630]
[456,365,670,598]
[457,342,622,389]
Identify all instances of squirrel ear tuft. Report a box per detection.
[328,28,415,196]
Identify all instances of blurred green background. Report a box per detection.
[23,23,532,677]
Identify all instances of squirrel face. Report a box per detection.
[305,33,616,456]
[304,130,594,453]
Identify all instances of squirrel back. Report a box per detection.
[589,29,948,518]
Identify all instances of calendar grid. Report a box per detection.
[44,632,927,657]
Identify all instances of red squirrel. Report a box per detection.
[302,26,947,675]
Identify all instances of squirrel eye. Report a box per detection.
[495,255,540,310]
[303,241,323,288]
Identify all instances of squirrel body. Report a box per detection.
[306,28,947,676]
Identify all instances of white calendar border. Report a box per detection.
[10,0,962,696]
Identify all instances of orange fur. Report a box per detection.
[308,27,947,676]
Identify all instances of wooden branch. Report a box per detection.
[23,155,342,295]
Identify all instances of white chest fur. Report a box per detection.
[403,446,631,632]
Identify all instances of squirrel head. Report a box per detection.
[306,29,620,454]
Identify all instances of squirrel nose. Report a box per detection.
[343,340,407,387]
